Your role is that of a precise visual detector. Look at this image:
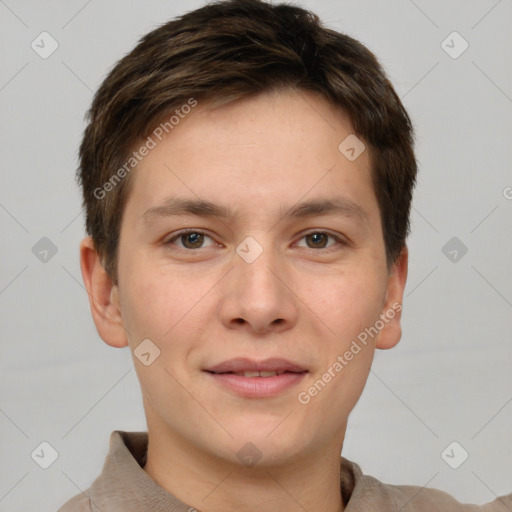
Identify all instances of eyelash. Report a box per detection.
[163,229,347,252]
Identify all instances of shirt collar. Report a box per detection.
[87,430,396,511]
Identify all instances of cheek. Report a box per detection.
[120,276,162,340]
[306,269,387,343]
[307,271,385,409]
[118,263,176,349]
[119,271,202,409]
[120,267,212,360]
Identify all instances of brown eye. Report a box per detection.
[305,232,329,248]
[180,232,204,249]
[297,231,342,250]
[165,230,215,250]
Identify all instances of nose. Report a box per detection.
[218,239,299,335]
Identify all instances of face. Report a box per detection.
[82,89,407,468]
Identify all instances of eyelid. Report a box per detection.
[295,229,349,250]
[164,229,218,248]
[164,228,348,251]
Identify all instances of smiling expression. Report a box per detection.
[90,88,407,467]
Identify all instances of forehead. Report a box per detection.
[123,89,379,226]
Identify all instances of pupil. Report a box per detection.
[184,232,203,248]
[181,233,327,249]
[309,233,326,248]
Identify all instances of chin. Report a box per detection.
[225,422,310,465]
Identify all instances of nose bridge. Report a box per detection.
[219,233,298,333]
[236,233,283,300]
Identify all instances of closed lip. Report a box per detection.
[204,357,308,374]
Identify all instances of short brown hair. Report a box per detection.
[78,0,417,283]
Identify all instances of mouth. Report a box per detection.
[205,370,301,378]
[204,357,308,374]
[203,358,308,398]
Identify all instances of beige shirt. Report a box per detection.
[58,430,511,511]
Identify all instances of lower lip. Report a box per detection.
[204,371,307,398]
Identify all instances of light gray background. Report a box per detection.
[0,0,511,510]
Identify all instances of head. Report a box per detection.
[79,0,416,468]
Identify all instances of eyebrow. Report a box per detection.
[141,196,368,224]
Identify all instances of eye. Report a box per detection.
[296,231,345,250]
[163,230,346,252]
[164,230,217,250]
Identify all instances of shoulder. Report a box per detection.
[344,458,512,511]
[56,492,92,512]
[371,477,512,511]
[382,481,483,511]
[386,481,512,511]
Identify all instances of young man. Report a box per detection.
[58,1,511,510]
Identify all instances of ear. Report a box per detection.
[375,246,408,350]
[79,236,128,348]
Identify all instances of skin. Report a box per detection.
[80,88,408,512]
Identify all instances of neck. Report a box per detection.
[142,418,346,512]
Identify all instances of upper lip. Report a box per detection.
[204,358,308,373]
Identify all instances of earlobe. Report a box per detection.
[79,236,128,348]
[375,246,408,350]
